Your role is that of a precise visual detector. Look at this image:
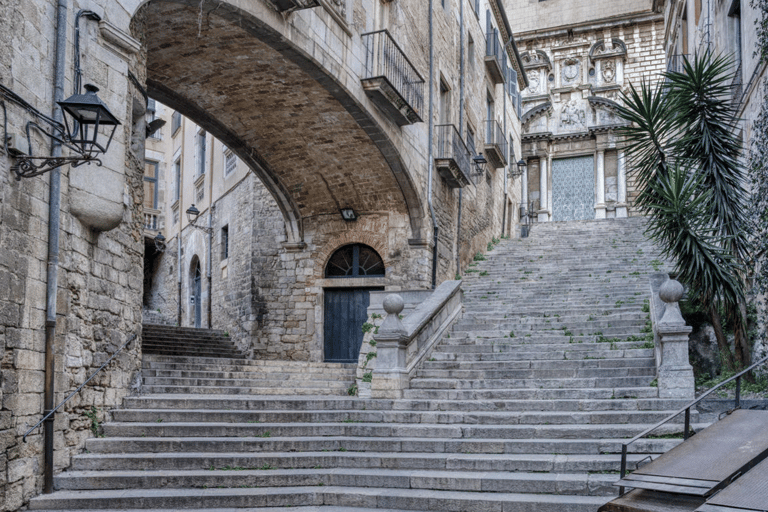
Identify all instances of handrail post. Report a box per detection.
[735,376,741,409]
[684,407,691,440]
[620,444,627,495]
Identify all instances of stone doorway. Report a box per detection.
[552,156,595,222]
[192,259,202,329]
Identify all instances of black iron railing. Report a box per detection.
[362,30,425,118]
[731,61,744,109]
[619,353,768,494]
[486,29,508,81]
[23,333,138,442]
[435,124,471,180]
[485,119,508,163]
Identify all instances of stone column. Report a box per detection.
[617,150,628,218]
[538,157,549,222]
[521,162,529,212]
[656,279,695,399]
[595,149,607,219]
[371,294,410,399]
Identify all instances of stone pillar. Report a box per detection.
[616,150,628,218]
[538,157,549,222]
[521,162,529,212]
[371,294,410,399]
[656,279,695,399]
[595,149,606,219]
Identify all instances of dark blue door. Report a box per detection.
[324,288,382,363]
[193,263,202,329]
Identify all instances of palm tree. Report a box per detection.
[616,52,750,369]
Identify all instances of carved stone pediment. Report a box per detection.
[588,96,627,127]
[521,50,552,71]
[589,38,628,60]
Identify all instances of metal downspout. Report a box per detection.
[207,205,213,328]
[502,76,508,237]
[428,0,438,289]
[43,0,67,494]
[456,0,465,277]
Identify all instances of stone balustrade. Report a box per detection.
[649,273,695,399]
[371,281,463,399]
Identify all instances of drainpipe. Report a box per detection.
[502,73,508,238]
[207,205,213,328]
[43,0,68,494]
[428,0,438,289]
[456,0,465,277]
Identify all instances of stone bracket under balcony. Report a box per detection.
[267,0,320,13]
[362,77,423,126]
[485,56,505,84]
[435,158,471,188]
[484,142,506,169]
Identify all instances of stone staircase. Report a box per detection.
[141,323,244,358]
[30,218,705,512]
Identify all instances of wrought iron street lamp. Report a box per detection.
[509,158,526,180]
[472,153,488,176]
[11,84,121,180]
[153,233,166,253]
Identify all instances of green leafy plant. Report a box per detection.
[362,372,373,383]
[473,252,486,261]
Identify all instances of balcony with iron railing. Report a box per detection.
[485,29,507,84]
[361,30,425,126]
[434,124,472,188]
[484,119,507,169]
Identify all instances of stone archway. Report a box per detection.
[131,0,425,244]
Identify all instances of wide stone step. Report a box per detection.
[82,435,685,457]
[143,355,356,370]
[109,408,683,426]
[408,376,655,389]
[143,369,357,380]
[101,421,685,440]
[122,395,692,413]
[72,449,662,472]
[54,468,618,496]
[402,387,659,400]
[140,385,353,396]
[143,377,353,388]
[28,486,612,511]
[413,367,655,380]
[421,357,656,370]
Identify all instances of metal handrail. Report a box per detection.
[23,333,138,442]
[619,353,768,493]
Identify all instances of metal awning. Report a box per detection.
[616,410,768,496]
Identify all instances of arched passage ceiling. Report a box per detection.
[138,0,423,243]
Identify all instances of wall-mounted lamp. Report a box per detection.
[185,204,213,233]
[509,158,526,180]
[153,232,166,253]
[11,84,121,180]
[472,153,488,176]
[340,208,358,221]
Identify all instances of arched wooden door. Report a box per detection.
[323,244,385,363]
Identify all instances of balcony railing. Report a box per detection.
[144,210,159,231]
[484,119,508,169]
[731,61,744,109]
[362,30,425,126]
[434,124,471,188]
[485,29,507,84]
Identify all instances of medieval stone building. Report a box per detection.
[1,0,527,508]
[509,0,666,223]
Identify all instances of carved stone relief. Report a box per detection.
[330,0,346,16]
[561,58,580,85]
[527,71,541,95]
[559,99,586,130]
[602,61,615,83]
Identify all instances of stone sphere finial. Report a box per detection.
[383,294,405,316]
[659,279,684,304]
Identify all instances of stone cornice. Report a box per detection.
[514,12,664,42]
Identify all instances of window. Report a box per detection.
[468,34,475,68]
[467,125,477,158]
[172,206,179,225]
[143,160,159,210]
[195,181,204,203]
[196,130,207,177]
[224,149,237,177]
[171,110,182,135]
[146,99,160,140]
[439,79,451,125]
[221,225,229,260]
[486,93,494,122]
[173,157,181,202]
[474,0,479,16]
[325,244,385,278]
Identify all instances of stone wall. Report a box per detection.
[505,0,658,34]
[0,1,145,510]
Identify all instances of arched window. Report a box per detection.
[325,244,385,278]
